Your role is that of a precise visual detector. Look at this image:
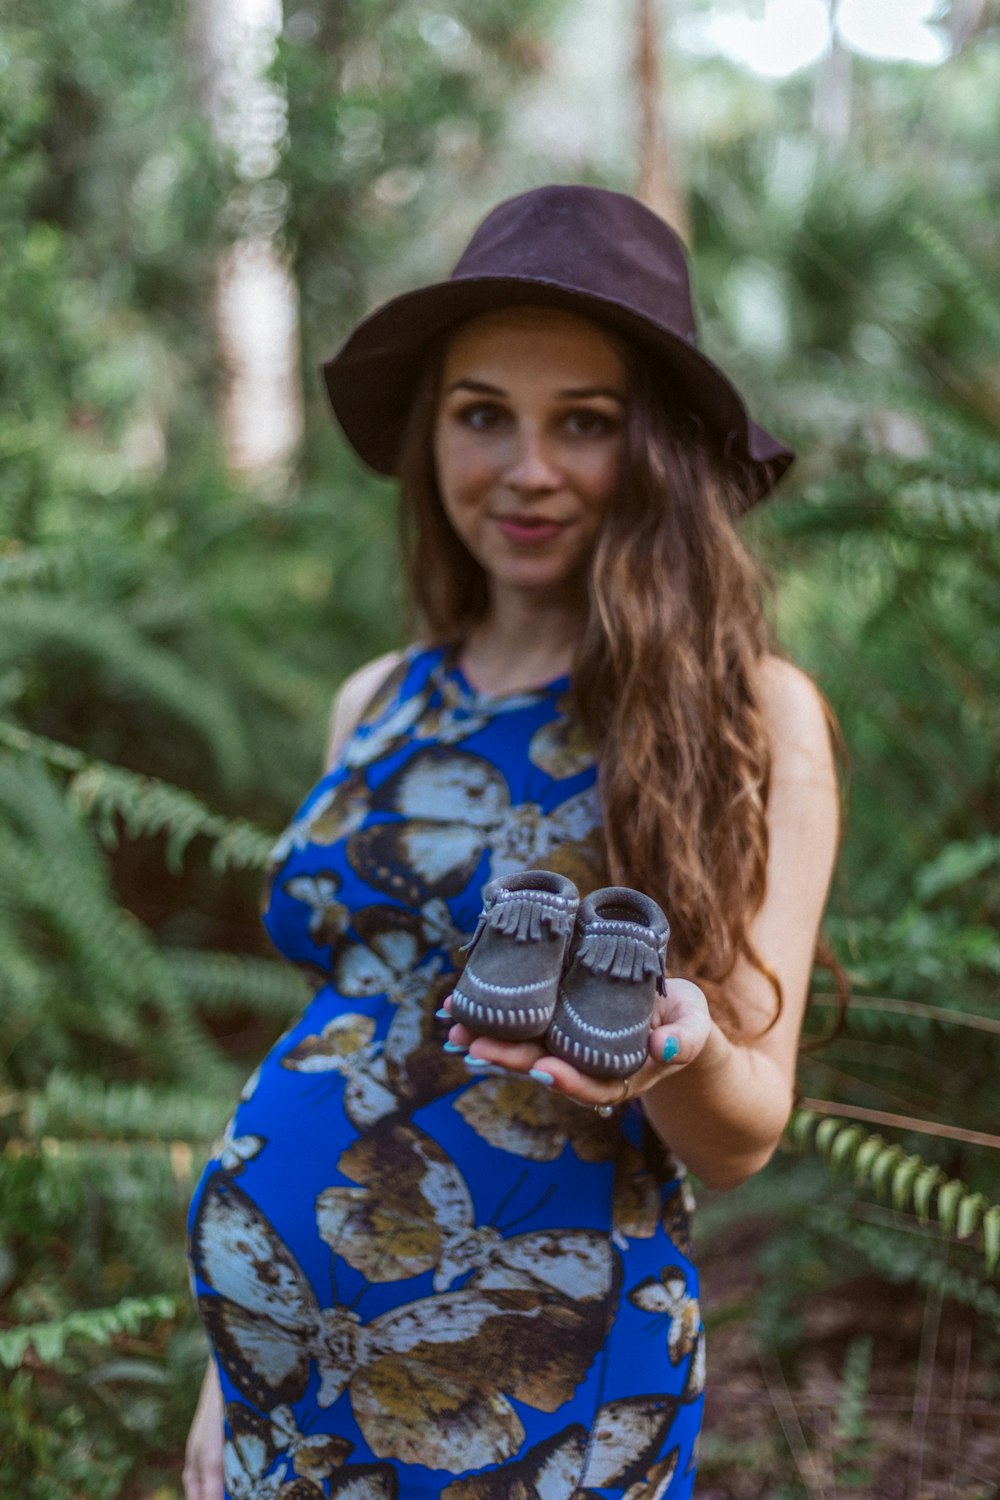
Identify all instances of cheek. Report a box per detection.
[434,430,496,510]
[581,444,622,512]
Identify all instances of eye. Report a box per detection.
[563,408,618,438]
[456,402,507,432]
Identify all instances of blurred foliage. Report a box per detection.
[0,0,998,1493]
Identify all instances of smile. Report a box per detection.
[492,515,571,545]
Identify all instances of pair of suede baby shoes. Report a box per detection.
[451,870,669,1079]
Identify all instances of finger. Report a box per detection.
[648,1023,693,1067]
[463,1037,546,1072]
[523,1053,656,1107]
[434,990,455,1026]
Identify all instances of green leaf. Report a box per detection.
[982,1207,1000,1276]
[853,1134,887,1188]
[912,1166,944,1226]
[936,1179,965,1236]
[789,1108,818,1148]
[890,1154,922,1213]
[870,1146,904,1200]
[956,1192,986,1241]
[830,1125,864,1176]
[815,1115,842,1155]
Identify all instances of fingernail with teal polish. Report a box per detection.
[435,1008,451,1020]
[443,1040,468,1054]
[662,1035,680,1063]
[529,1069,554,1086]
[464,1055,491,1069]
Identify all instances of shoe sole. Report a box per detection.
[449,986,556,1041]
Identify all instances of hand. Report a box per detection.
[444,976,714,1110]
[182,1361,224,1500]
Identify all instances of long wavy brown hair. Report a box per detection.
[396,322,843,1037]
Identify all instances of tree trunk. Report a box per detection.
[812,1,852,150]
[949,0,986,56]
[191,0,303,493]
[634,0,689,244]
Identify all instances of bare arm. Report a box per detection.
[637,657,839,1185]
[448,655,840,1190]
[323,650,404,771]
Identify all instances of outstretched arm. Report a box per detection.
[447,656,840,1190]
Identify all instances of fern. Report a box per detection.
[789,1108,1000,1271]
[0,722,276,870]
[0,758,233,1089]
[832,1336,876,1492]
[0,596,251,788]
[17,1073,226,1144]
[166,948,311,1014]
[811,1205,1000,1330]
[0,1295,177,1370]
[903,214,1000,348]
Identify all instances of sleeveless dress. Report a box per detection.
[186,644,704,1500]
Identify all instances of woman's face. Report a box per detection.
[432,306,628,599]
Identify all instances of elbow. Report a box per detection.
[697,1141,781,1192]
[694,1104,793,1191]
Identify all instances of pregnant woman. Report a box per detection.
[184,184,840,1499]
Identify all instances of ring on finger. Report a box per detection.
[594,1076,631,1118]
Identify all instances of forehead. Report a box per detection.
[440,305,627,387]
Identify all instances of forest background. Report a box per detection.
[1,0,998,1495]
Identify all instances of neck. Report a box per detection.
[459,588,583,697]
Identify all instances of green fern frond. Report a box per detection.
[166,948,311,1014]
[903,215,1000,347]
[813,1206,1000,1327]
[789,1108,1000,1271]
[0,1295,177,1370]
[0,596,251,787]
[915,835,1000,901]
[0,723,276,870]
[0,762,232,1089]
[894,479,1000,537]
[18,1073,226,1144]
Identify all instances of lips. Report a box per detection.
[492,514,570,545]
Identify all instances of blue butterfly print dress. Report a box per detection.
[187,645,704,1500]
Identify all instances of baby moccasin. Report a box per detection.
[451,870,579,1040]
[546,887,669,1078]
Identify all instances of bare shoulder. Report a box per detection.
[755,653,837,783]
[324,648,406,770]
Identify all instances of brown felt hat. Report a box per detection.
[322,184,794,507]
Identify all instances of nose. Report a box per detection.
[502,425,560,494]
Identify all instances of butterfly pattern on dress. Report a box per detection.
[453,1074,620,1165]
[611,1135,694,1258]
[315,1120,619,1301]
[343,655,544,771]
[192,1175,618,1475]
[528,692,595,781]
[211,1115,266,1177]
[280,972,466,1130]
[345,747,602,908]
[266,770,372,873]
[628,1266,703,1400]
[192,644,703,1498]
[224,1401,397,1498]
[440,1396,680,1499]
[282,872,351,947]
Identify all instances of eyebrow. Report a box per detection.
[445,377,625,403]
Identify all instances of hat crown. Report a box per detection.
[450,185,697,342]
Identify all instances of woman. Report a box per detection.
[184,184,839,1500]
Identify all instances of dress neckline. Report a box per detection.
[438,646,570,707]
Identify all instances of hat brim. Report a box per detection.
[322,275,794,507]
